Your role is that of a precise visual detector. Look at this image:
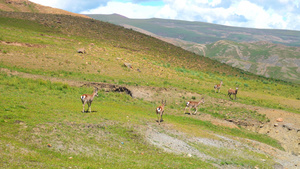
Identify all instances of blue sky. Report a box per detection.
[30,0,300,31]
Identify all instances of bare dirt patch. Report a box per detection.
[145,125,215,161]
[145,124,300,169]
[247,109,300,156]
[1,40,46,48]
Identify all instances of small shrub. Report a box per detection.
[262,80,269,84]
[63,84,69,89]
[235,81,242,86]
[163,81,169,85]
[163,63,170,68]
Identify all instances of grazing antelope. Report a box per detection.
[80,87,98,113]
[156,100,166,125]
[214,80,223,93]
[228,87,238,100]
[184,97,205,115]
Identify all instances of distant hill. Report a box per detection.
[0,0,89,18]
[86,14,300,83]
[174,40,300,83]
[86,14,300,47]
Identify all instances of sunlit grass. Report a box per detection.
[0,69,283,168]
[0,12,298,168]
[0,73,216,168]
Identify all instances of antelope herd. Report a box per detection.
[81,81,239,125]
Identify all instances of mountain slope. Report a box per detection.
[0,7,300,169]
[0,0,89,18]
[208,41,300,82]
[87,14,300,83]
[181,40,300,83]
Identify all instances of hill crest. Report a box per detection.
[0,0,90,18]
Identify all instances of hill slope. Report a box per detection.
[0,9,300,169]
[186,40,300,83]
[86,14,300,83]
[0,0,89,18]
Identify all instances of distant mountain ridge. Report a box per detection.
[86,14,300,47]
[86,14,300,83]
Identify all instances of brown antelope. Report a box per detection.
[228,87,238,100]
[80,87,98,113]
[214,80,223,93]
[183,97,204,115]
[156,100,166,125]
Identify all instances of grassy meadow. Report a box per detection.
[0,12,299,168]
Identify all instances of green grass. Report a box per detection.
[0,73,216,168]
[0,11,299,168]
[0,72,282,168]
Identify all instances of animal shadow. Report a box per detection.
[82,110,97,113]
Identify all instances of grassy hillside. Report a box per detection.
[1,11,300,168]
[87,14,300,84]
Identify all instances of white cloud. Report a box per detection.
[154,4,177,19]
[209,0,222,7]
[156,0,300,30]
[29,0,300,31]
[81,1,161,19]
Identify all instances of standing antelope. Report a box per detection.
[214,80,223,93]
[156,100,166,125]
[183,97,205,115]
[228,87,238,100]
[80,87,98,113]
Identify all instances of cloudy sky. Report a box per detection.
[30,0,300,31]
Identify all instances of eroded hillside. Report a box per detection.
[190,40,300,83]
